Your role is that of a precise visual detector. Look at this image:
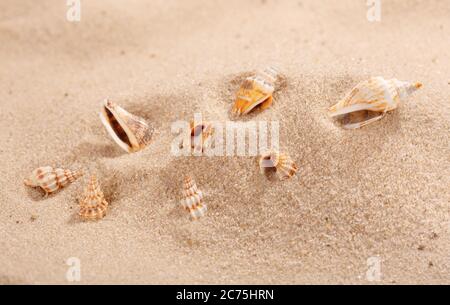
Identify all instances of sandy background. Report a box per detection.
[0,0,449,284]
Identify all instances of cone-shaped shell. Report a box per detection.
[328,77,422,129]
[78,175,109,221]
[100,99,154,153]
[180,176,207,219]
[259,151,298,180]
[24,166,83,195]
[232,67,279,116]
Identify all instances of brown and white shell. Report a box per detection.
[180,176,207,220]
[100,99,154,153]
[78,175,109,221]
[232,67,279,116]
[328,77,422,129]
[24,166,83,195]
[259,151,298,180]
[179,120,215,153]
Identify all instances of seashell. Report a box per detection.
[328,77,422,129]
[78,175,109,221]
[259,151,298,180]
[180,120,215,153]
[180,176,207,220]
[24,166,83,196]
[100,99,154,153]
[232,67,279,116]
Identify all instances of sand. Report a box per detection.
[0,0,449,284]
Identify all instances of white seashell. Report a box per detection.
[24,166,83,196]
[100,99,154,153]
[180,176,207,220]
[328,77,422,129]
[78,175,109,221]
[259,151,298,180]
[232,67,279,116]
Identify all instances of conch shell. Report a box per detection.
[78,175,109,221]
[179,120,215,153]
[259,151,298,180]
[232,67,279,116]
[24,166,83,196]
[328,77,422,129]
[180,176,207,219]
[100,99,154,153]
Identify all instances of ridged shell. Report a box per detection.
[100,99,154,153]
[24,166,83,195]
[78,175,109,221]
[180,176,207,220]
[180,120,215,153]
[259,151,298,180]
[232,67,279,116]
[328,77,422,129]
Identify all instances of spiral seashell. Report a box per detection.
[78,175,109,221]
[328,77,422,129]
[180,120,215,153]
[180,176,207,220]
[232,67,279,116]
[100,99,154,153]
[259,151,298,180]
[24,166,83,196]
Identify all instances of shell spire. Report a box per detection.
[232,67,279,116]
[328,77,422,129]
[78,175,109,221]
[180,176,207,220]
[259,151,298,180]
[100,99,154,153]
[24,166,83,196]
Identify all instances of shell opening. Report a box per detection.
[334,110,385,129]
[103,106,133,149]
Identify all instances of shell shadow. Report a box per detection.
[70,141,124,161]
[25,185,48,202]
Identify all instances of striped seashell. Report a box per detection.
[232,67,279,116]
[78,175,109,221]
[328,77,422,129]
[259,151,298,180]
[100,99,154,153]
[180,176,207,220]
[24,166,83,196]
[180,120,215,153]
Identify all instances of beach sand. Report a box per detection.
[0,0,448,284]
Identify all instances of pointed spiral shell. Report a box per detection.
[24,166,83,195]
[328,77,422,129]
[78,175,109,221]
[180,176,207,219]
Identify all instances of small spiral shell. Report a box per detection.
[24,166,83,195]
[259,151,298,180]
[78,175,109,221]
[180,120,215,153]
[180,176,207,220]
